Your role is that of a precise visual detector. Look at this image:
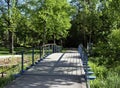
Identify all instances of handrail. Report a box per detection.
[0,64,20,77]
[78,44,90,88]
[20,44,62,74]
[42,43,56,47]
[0,44,62,78]
[78,44,96,88]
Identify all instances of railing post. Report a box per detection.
[53,45,56,53]
[40,46,42,59]
[47,45,50,55]
[55,45,57,52]
[32,48,34,66]
[44,46,46,57]
[42,46,43,58]
[46,46,47,55]
[57,46,59,52]
[51,45,52,54]
[55,45,56,53]
[21,51,24,74]
[42,46,45,57]
[52,45,54,53]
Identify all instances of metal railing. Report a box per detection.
[78,44,96,88]
[0,44,62,78]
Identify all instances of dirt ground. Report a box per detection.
[0,55,21,65]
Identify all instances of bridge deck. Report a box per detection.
[5,50,87,88]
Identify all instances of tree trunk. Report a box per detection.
[6,0,16,54]
[6,0,14,54]
[9,30,14,54]
[43,21,46,45]
[42,21,46,56]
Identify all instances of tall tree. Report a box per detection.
[0,0,21,53]
[65,0,113,47]
[30,0,74,45]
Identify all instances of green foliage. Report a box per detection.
[0,0,74,48]
[89,61,107,78]
[107,29,120,61]
[90,29,120,88]
[65,0,113,47]
[0,75,14,88]
[92,29,120,65]
[108,29,120,47]
[113,66,120,74]
[36,0,73,43]
[89,61,120,88]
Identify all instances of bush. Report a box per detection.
[89,61,120,88]
[89,61,107,78]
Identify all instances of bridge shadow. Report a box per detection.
[24,52,84,75]
[11,74,86,88]
[5,52,86,88]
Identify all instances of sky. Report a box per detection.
[67,0,72,2]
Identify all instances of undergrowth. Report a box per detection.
[89,57,120,88]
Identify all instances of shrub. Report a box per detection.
[89,61,120,88]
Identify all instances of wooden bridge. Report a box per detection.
[3,45,94,88]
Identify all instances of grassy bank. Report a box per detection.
[0,46,28,55]
[0,75,14,88]
[0,45,54,88]
[0,51,40,88]
[89,57,120,88]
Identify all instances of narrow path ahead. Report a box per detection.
[5,50,87,88]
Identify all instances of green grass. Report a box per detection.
[0,47,9,55]
[0,47,25,55]
[0,49,35,87]
[89,57,120,88]
[0,64,21,88]
[0,75,14,88]
[0,46,53,55]
[0,46,60,88]
[0,54,39,88]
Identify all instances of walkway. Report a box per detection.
[5,50,87,88]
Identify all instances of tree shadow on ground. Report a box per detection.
[5,52,87,88]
